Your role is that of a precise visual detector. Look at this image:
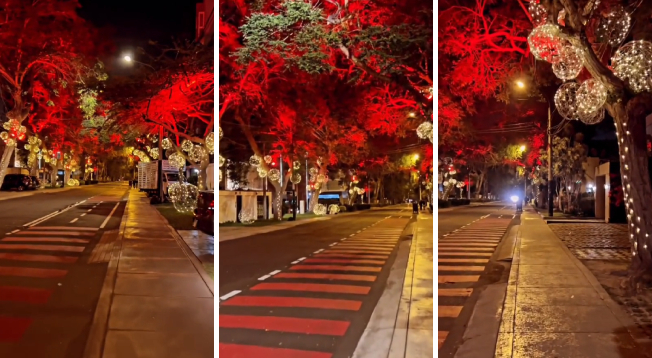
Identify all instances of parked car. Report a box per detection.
[1,174,33,191]
[193,190,214,235]
[30,176,41,190]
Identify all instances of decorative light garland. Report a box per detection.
[596,6,631,47]
[206,132,215,153]
[238,209,255,225]
[527,24,562,63]
[314,203,327,216]
[249,155,262,166]
[268,168,281,182]
[328,204,340,215]
[612,40,652,93]
[416,121,433,143]
[552,44,584,80]
[290,172,302,184]
[162,138,173,150]
[181,140,194,152]
[528,1,548,27]
[576,79,607,124]
[555,82,581,120]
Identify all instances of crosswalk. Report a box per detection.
[438,216,511,350]
[219,218,409,358]
[0,225,99,344]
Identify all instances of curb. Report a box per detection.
[82,191,130,358]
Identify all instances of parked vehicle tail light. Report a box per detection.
[209,200,214,210]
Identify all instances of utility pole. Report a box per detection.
[263,143,268,220]
[467,167,471,200]
[547,104,553,217]
[157,125,164,202]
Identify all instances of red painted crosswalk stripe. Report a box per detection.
[251,282,370,295]
[220,343,332,358]
[275,272,377,282]
[315,253,388,259]
[0,286,52,304]
[222,296,362,311]
[220,315,350,335]
[14,231,94,237]
[29,226,98,231]
[0,266,67,278]
[291,265,381,273]
[0,244,84,252]
[304,258,385,265]
[0,316,32,342]
[0,253,78,263]
[2,237,90,244]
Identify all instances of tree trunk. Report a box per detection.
[0,145,16,187]
[197,153,210,191]
[475,172,485,198]
[607,100,652,294]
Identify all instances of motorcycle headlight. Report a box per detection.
[510,195,519,203]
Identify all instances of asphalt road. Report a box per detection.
[219,205,416,358]
[0,183,129,358]
[437,203,516,357]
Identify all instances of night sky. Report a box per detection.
[77,0,198,73]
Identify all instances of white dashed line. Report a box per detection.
[70,218,78,223]
[258,275,271,281]
[314,249,324,254]
[10,230,19,234]
[349,234,355,237]
[291,260,300,264]
[341,238,347,241]
[87,209,92,212]
[329,243,338,246]
[269,270,281,275]
[80,213,86,217]
[356,230,361,233]
[220,290,241,301]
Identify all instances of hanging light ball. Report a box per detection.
[24,144,30,150]
[348,189,354,195]
[181,140,194,152]
[264,155,273,164]
[218,127,223,140]
[328,204,340,215]
[290,172,302,184]
[268,169,281,182]
[576,79,607,118]
[168,153,186,169]
[249,155,262,167]
[316,174,326,183]
[168,182,199,213]
[528,24,562,63]
[0,132,8,140]
[218,155,225,167]
[6,138,15,147]
[309,167,318,176]
[314,203,327,216]
[579,107,606,125]
[612,40,652,93]
[28,136,38,145]
[554,82,581,120]
[162,138,172,150]
[189,146,206,162]
[206,132,214,153]
[238,209,255,225]
[416,121,433,142]
[552,44,583,80]
[596,6,631,47]
[443,181,450,187]
[293,161,301,170]
[314,182,321,190]
[528,1,548,27]
[450,178,458,185]
[149,148,160,160]
[219,170,223,182]
[257,167,268,178]
[31,146,39,153]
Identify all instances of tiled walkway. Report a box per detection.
[549,223,629,261]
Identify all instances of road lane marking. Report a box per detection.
[10,230,19,234]
[0,253,78,263]
[219,343,332,358]
[439,258,489,263]
[305,258,385,265]
[438,252,492,257]
[329,242,338,246]
[257,275,271,281]
[2,238,89,244]
[439,288,474,296]
[313,249,324,253]
[252,282,371,295]
[70,218,78,223]
[219,315,350,336]
[0,317,32,342]
[0,286,52,304]
[100,202,120,229]
[438,266,485,272]
[24,200,88,227]
[27,227,98,231]
[80,213,86,217]
[269,270,281,275]
[220,290,241,301]
[439,306,463,318]
[439,331,449,349]
[222,296,362,311]
[0,266,68,278]
[275,272,376,282]
[438,275,479,283]
[0,244,84,252]
[290,265,381,272]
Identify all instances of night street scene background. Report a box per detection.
[438,0,652,357]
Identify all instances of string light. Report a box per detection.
[218,155,225,167]
[528,1,548,27]
[206,132,214,153]
[416,121,433,143]
[328,204,340,215]
[293,161,301,170]
[314,203,327,216]
[168,153,186,169]
[612,40,652,93]
[576,79,607,123]
[596,6,631,47]
[264,155,273,164]
[554,82,581,120]
[218,127,223,140]
[257,167,268,178]
[528,24,562,63]
[290,172,302,184]
[268,169,281,182]
[552,44,584,80]
[317,174,326,183]
[168,181,199,213]
[238,209,255,225]
[181,140,193,152]
[162,138,172,150]
[249,155,262,166]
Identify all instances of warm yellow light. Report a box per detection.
[516,80,525,89]
[519,145,526,152]
[123,55,133,62]
[409,112,416,117]
[413,154,420,160]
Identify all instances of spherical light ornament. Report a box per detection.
[257,167,268,178]
[576,79,607,118]
[219,170,223,182]
[416,121,433,142]
[19,126,26,133]
[328,204,340,215]
[162,138,172,150]
[290,172,302,184]
[293,161,300,170]
[443,181,450,187]
[218,127,223,140]
[314,182,322,190]
[24,144,30,150]
[31,146,39,153]
[349,189,354,194]
[268,169,281,182]
[314,203,327,216]
[168,153,186,169]
[149,148,159,160]
[316,174,326,183]
[309,168,318,175]
[68,179,78,186]
[579,107,606,125]
[0,132,8,140]
[596,6,631,47]
[552,44,583,80]
[450,178,458,185]
[181,140,193,152]
[249,155,262,167]
[189,146,206,162]
[28,136,38,145]
[238,209,255,225]
[612,40,652,93]
[554,82,581,120]
[528,24,562,63]
[449,170,457,175]
[264,155,272,164]
[168,182,199,213]
[218,155,225,167]
[6,138,15,147]
[205,132,214,153]
[528,1,548,27]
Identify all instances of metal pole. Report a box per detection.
[467,169,471,200]
[547,104,554,217]
[158,125,164,202]
[305,158,309,210]
[263,143,268,220]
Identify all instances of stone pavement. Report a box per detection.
[83,190,213,358]
[495,209,649,357]
[388,212,433,357]
[549,223,629,261]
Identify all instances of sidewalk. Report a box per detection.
[495,209,648,357]
[84,190,213,358]
[352,212,433,358]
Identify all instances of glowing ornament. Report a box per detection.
[444,181,450,187]
[596,6,631,47]
[576,79,607,122]
[0,132,7,140]
[218,155,225,167]
[168,153,186,169]
[168,182,199,213]
[612,40,652,93]
[264,155,272,164]
[6,138,15,147]
[205,132,214,153]
[314,203,327,216]
[349,189,354,195]
[317,157,323,166]
[67,179,79,186]
[578,107,605,125]
[317,174,326,183]
[290,172,302,184]
[416,121,433,143]
[293,161,301,170]
[552,44,583,80]
[309,168,318,175]
[554,82,581,120]
[149,148,159,160]
[32,146,39,153]
[162,138,173,150]
[28,136,38,145]
[268,169,281,182]
[189,146,206,162]
[181,140,193,152]
[328,204,340,215]
[248,155,263,167]
[238,209,255,225]
[219,170,223,182]
[218,127,223,140]
[257,167,268,178]
[528,24,562,63]
[24,144,30,150]
[528,1,547,27]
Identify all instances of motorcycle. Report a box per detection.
[511,195,523,212]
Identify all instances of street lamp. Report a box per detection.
[519,145,526,152]
[515,79,553,217]
[123,55,133,62]
[121,54,155,71]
